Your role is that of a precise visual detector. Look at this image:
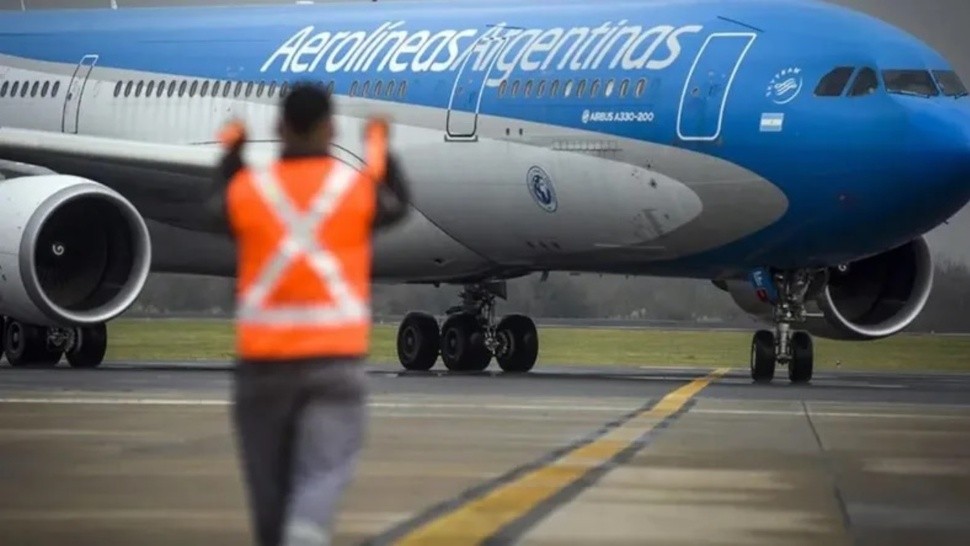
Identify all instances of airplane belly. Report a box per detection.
[403,139,703,264]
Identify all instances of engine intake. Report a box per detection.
[0,175,151,326]
[809,237,933,340]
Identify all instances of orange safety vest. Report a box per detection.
[226,121,388,361]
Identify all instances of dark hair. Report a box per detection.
[281,81,332,136]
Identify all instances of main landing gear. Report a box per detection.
[1,316,108,369]
[396,282,539,373]
[749,270,816,385]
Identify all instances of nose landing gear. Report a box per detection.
[748,270,818,384]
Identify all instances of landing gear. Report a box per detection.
[4,319,61,368]
[749,270,817,384]
[397,312,439,371]
[394,282,540,373]
[65,324,108,369]
[1,317,108,369]
[495,314,538,373]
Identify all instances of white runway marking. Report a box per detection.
[0,397,635,412]
[1,397,968,419]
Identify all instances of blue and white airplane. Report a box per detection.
[0,0,967,383]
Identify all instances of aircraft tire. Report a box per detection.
[66,324,108,369]
[5,320,61,368]
[495,314,538,373]
[396,312,440,371]
[440,313,491,372]
[788,330,814,384]
[750,330,776,383]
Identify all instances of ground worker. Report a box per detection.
[205,81,410,546]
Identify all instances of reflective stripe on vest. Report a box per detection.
[236,161,369,328]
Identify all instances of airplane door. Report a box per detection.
[61,54,99,134]
[446,35,507,140]
[677,33,757,142]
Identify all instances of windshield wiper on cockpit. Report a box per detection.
[891,89,933,98]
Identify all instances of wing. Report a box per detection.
[0,127,245,230]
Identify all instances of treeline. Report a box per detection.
[127,261,970,332]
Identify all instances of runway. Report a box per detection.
[1,363,969,545]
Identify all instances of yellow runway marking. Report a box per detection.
[392,368,730,545]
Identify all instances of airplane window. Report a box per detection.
[0,81,8,97]
[933,70,968,97]
[42,81,50,97]
[113,81,122,98]
[146,80,155,97]
[267,81,276,97]
[30,81,39,97]
[350,81,358,96]
[511,80,520,96]
[280,81,290,98]
[232,81,241,97]
[635,78,647,97]
[382,80,390,97]
[167,81,176,97]
[124,81,133,97]
[550,80,560,97]
[362,80,371,97]
[563,80,574,97]
[883,70,939,97]
[499,80,508,97]
[374,80,383,97]
[604,79,615,97]
[398,81,407,97]
[190,81,199,97]
[157,80,165,98]
[211,81,221,97]
[200,81,210,97]
[222,81,231,98]
[135,80,144,97]
[590,79,600,98]
[256,81,265,98]
[814,66,855,96]
[245,81,254,97]
[537,80,546,97]
[848,67,879,97]
[577,79,588,98]
[10,81,18,97]
[620,79,630,97]
[51,81,60,97]
[524,80,534,97]
[20,81,27,97]
[178,80,187,97]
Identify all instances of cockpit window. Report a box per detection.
[815,67,855,96]
[932,70,968,97]
[848,67,879,97]
[882,70,939,97]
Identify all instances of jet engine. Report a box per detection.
[723,237,934,341]
[0,175,151,327]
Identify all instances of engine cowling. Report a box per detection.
[0,175,151,326]
[723,237,934,341]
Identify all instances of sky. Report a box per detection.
[1,0,968,262]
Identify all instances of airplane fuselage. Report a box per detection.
[0,0,968,285]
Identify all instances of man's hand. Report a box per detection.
[219,119,248,152]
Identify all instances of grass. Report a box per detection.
[105,319,970,372]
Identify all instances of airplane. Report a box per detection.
[0,0,968,384]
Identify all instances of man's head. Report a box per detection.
[277,81,333,151]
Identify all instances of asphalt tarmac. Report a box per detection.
[1,362,969,545]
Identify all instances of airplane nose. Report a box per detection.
[903,103,970,229]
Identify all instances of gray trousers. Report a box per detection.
[232,359,367,546]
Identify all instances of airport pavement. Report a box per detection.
[1,362,969,545]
